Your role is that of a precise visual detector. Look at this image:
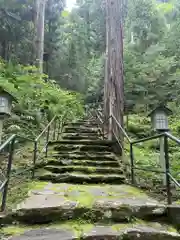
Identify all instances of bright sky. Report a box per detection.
[66,0,76,10]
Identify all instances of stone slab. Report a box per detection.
[83,225,180,240]
[16,194,76,210]
[9,229,77,240]
[11,183,170,223]
[5,224,180,240]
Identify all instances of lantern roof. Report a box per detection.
[148,104,172,117]
[0,87,17,102]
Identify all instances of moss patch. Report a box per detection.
[1,225,31,236]
[1,220,93,238]
[65,187,94,208]
[1,219,178,238]
[112,220,178,233]
[29,182,150,209]
[0,179,34,211]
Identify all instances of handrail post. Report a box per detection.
[102,119,105,139]
[57,120,62,141]
[1,138,15,212]
[130,143,135,184]
[164,135,171,205]
[45,125,50,157]
[32,140,38,179]
[53,118,57,140]
[108,114,113,140]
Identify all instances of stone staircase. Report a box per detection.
[1,119,180,239]
[35,120,124,184]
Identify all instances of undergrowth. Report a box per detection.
[125,114,180,200]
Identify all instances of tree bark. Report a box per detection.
[104,0,124,143]
[1,41,8,60]
[34,0,46,74]
[103,0,110,135]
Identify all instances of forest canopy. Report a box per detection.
[1,0,180,126]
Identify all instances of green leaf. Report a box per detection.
[61,10,70,18]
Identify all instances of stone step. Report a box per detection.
[53,151,115,157]
[46,159,120,167]
[6,224,180,240]
[64,119,95,124]
[62,135,99,140]
[36,170,125,184]
[82,225,180,240]
[44,165,123,175]
[63,131,100,136]
[65,121,99,127]
[54,144,112,152]
[63,127,99,134]
[11,183,168,224]
[49,140,113,146]
[53,152,118,161]
[62,132,100,139]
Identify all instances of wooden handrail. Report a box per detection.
[111,114,131,143]
[35,115,57,141]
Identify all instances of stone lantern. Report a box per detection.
[148,104,172,185]
[0,88,17,143]
[148,104,172,132]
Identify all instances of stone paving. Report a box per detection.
[11,182,167,224]
[7,224,180,240]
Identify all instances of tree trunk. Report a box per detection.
[104,0,110,136]
[104,0,124,143]
[1,41,8,60]
[34,0,46,74]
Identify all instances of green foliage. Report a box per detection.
[126,114,180,188]
[123,0,180,112]
[1,0,180,111]
[0,59,84,139]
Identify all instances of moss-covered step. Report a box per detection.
[46,159,120,168]
[10,183,168,224]
[49,140,114,146]
[63,127,99,134]
[62,131,100,137]
[44,165,123,175]
[2,221,180,240]
[62,134,99,140]
[64,122,99,127]
[54,152,117,160]
[82,225,180,240]
[54,144,112,152]
[36,170,125,184]
[3,220,180,240]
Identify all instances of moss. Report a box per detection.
[64,185,94,208]
[118,185,145,195]
[0,179,34,211]
[35,168,52,176]
[112,219,178,233]
[29,183,150,210]
[1,225,32,236]
[2,220,178,239]
[85,167,96,173]
[31,181,49,190]
[1,220,94,238]
[44,165,110,174]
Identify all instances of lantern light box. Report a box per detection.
[148,104,172,132]
[0,88,17,119]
